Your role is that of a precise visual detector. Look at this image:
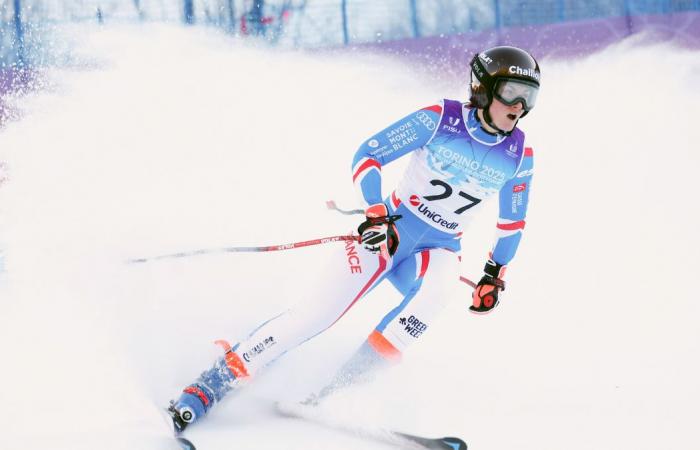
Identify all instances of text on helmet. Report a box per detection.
[508,65,540,80]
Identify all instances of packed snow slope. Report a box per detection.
[0,25,698,450]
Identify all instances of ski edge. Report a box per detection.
[395,431,468,450]
[276,400,467,450]
[175,437,196,450]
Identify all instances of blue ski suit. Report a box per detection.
[174,99,534,421]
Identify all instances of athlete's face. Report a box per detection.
[487,97,524,133]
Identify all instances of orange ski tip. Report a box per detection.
[214,340,250,379]
[214,339,232,352]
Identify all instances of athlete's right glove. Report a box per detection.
[357,203,401,258]
[470,259,506,314]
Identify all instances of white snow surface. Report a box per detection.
[0,24,699,450]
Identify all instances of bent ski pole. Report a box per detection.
[326,200,364,216]
[127,234,358,264]
[459,276,477,289]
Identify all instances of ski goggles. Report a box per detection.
[494,79,539,111]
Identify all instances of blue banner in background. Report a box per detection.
[2,0,700,65]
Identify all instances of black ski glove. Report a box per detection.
[357,204,401,258]
[470,259,506,314]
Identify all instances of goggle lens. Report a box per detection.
[495,79,539,110]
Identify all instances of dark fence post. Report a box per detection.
[623,0,633,35]
[493,0,502,44]
[134,0,145,20]
[184,0,194,24]
[227,0,236,33]
[409,0,420,38]
[13,0,25,66]
[250,0,264,35]
[341,0,349,45]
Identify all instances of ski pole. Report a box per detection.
[459,276,476,288]
[326,200,364,215]
[127,234,358,264]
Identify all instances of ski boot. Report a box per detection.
[167,400,195,435]
[167,385,210,435]
[167,341,247,434]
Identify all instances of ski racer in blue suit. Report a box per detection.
[167,46,542,433]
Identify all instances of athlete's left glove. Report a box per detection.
[357,203,401,258]
[470,259,506,314]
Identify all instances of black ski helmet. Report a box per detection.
[469,46,541,133]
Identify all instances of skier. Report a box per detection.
[167,45,540,433]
